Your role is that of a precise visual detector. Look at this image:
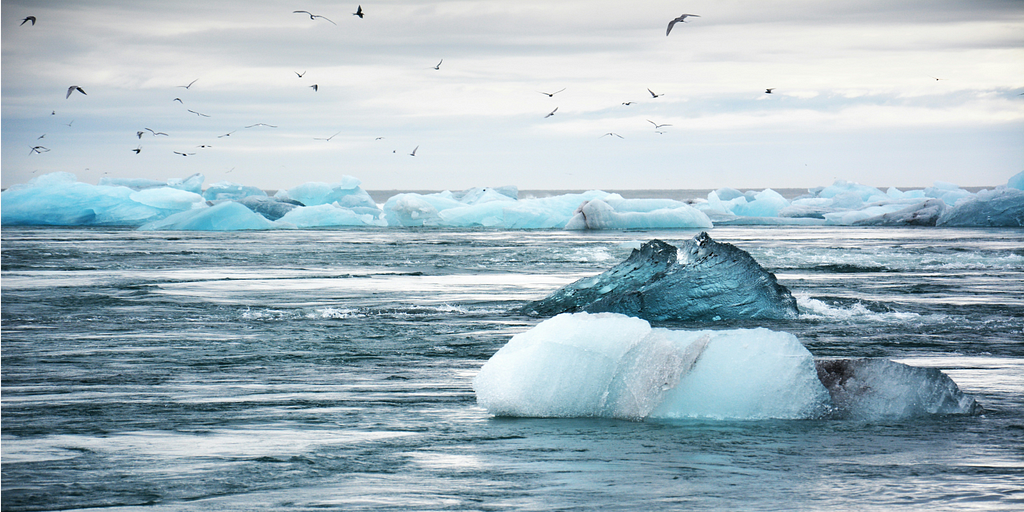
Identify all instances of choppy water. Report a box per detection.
[2,226,1022,511]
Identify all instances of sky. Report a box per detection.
[2,0,1023,192]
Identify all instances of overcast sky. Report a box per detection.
[3,0,1022,192]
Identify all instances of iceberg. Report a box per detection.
[853,198,946,226]
[276,203,386,228]
[277,177,378,210]
[236,196,300,221]
[474,313,980,421]
[935,188,1024,227]
[138,201,275,231]
[522,233,798,321]
[564,199,713,230]
[203,181,268,202]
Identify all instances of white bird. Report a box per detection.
[178,79,198,89]
[187,109,210,117]
[601,133,624,139]
[246,123,277,128]
[765,88,775,94]
[539,88,565,97]
[66,85,86,98]
[29,145,49,154]
[296,71,306,78]
[173,151,195,157]
[666,14,700,36]
[409,146,419,156]
[545,107,558,118]
[294,10,336,25]
[313,131,341,141]
[647,88,663,98]
[648,119,671,129]
[145,128,168,136]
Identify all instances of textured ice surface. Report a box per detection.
[474,313,980,421]
[564,199,713,230]
[203,181,268,202]
[139,201,275,231]
[523,233,798,321]
[936,188,1024,227]
[276,203,386,228]
[277,177,378,210]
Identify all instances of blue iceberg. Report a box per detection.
[522,233,798,321]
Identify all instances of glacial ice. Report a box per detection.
[522,234,798,321]
[473,312,979,421]
[4,171,1023,230]
[138,201,276,231]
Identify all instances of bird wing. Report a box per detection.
[666,19,678,36]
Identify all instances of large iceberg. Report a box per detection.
[522,234,798,321]
[474,313,980,421]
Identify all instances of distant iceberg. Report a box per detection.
[473,312,980,421]
[3,171,1023,230]
[522,234,798,322]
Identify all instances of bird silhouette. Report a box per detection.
[131,146,142,154]
[929,76,946,81]
[294,10,336,25]
[29,145,49,154]
[311,84,318,91]
[545,107,558,118]
[353,5,364,18]
[765,88,775,94]
[648,120,672,129]
[296,71,306,78]
[66,86,86,98]
[622,101,634,105]
[21,16,36,26]
[173,151,195,157]
[246,123,277,128]
[539,88,565,97]
[433,59,443,70]
[145,128,168,136]
[602,133,624,139]
[313,131,341,141]
[666,14,700,36]
[37,134,45,139]
[137,131,145,139]
[187,109,210,117]
[66,119,74,127]
[409,146,419,156]
[173,98,183,103]
[648,88,663,98]
[218,130,237,138]
[178,79,198,89]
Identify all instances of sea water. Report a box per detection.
[2,226,1022,511]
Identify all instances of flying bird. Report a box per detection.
[601,133,624,139]
[409,146,419,156]
[246,123,277,128]
[666,14,700,36]
[294,10,336,25]
[197,144,212,148]
[136,130,145,139]
[539,88,565,97]
[353,5,364,18]
[173,151,196,157]
[37,134,45,139]
[65,119,74,127]
[433,59,443,70]
[545,107,558,118]
[218,130,237,138]
[131,146,142,154]
[187,109,210,117]
[310,84,318,91]
[765,88,774,94]
[66,86,86,98]
[21,16,36,26]
[313,131,341,141]
[178,79,198,89]
[29,145,49,154]
[173,98,183,103]
[145,128,168,136]
[929,76,946,81]
[648,88,663,98]
[622,101,633,105]
[295,71,306,78]
[648,120,671,129]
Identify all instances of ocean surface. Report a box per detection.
[2,225,1022,511]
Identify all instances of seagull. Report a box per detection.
[409,146,419,156]
[21,16,36,26]
[539,88,565,97]
[178,79,198,89]
[294,10,336,25]
[666,14,700,36]
[622,101,633,105]
[218,130,237,138]
[187,109,210,117]
[765,88,774,94]
[173,151,196,157]
[131,146,142,154]
[310,84,318,91]
[375,136,384,140]
[295,71,306,78]
[245,123,277,128]
[66,85,86,98]
[601,133,624,138]
[433,59,443,70]
[145,128,168,136]
[196,144,212,148]
[353,5,364,18]
[37,134,46,139]
[29,145,49,154]
[648,120,671,129]
[313,131,341,141]
[648,88,663,98]
[51,111,56,115]
[173,98,183,103]
[66,119,74,127]
[929,76,946,81]
[545,107,558,118]
[137,130,145,139]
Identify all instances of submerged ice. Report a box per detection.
[3,171,1022,230]
[473,312,980,421]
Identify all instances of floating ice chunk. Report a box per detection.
[129,187,206,211]
[853,198,946,226]
[823,204,907,225]
[165,173,205,194]
[1008,171,1024,191]
[713,187,744,201]
[139,201,275,231]
[384,194,445,226]
[279,177,377,210]
[816,180,887,203]
[925,182,973,206]
[564,199,713,230]
[203,181,268,201]
[473,312,829,420]
[275,203,385,228]
[729,188,789,217]
[438,201,509,227]
[935,188,1024,227]
[99,173,204,194]
[236,196,299,221]
[455,186,518,205]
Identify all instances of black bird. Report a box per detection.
[145,128,168,136]
[622,101,633,105]
[409,146,419,156]
[29,145,49,154]
[137,130,145,139]
[178,79,198,89]
[173,151,195,157]
[545,107,558,118]
[648,120,671,129]
[311,84,318,91]
[66,85,86,98]
[433,59,443,70]
[539,88,565,97]
[294,10,336,25]
[313,131,341,141]
[173,98,183,103]
[296,71,306,78]
[648,88,663,98]
[132,146,142,154]
[765,88,774,94]
[666,14,700,36]
[21,16,36,26]
[353,5,364,18]
[187,109,210,117]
